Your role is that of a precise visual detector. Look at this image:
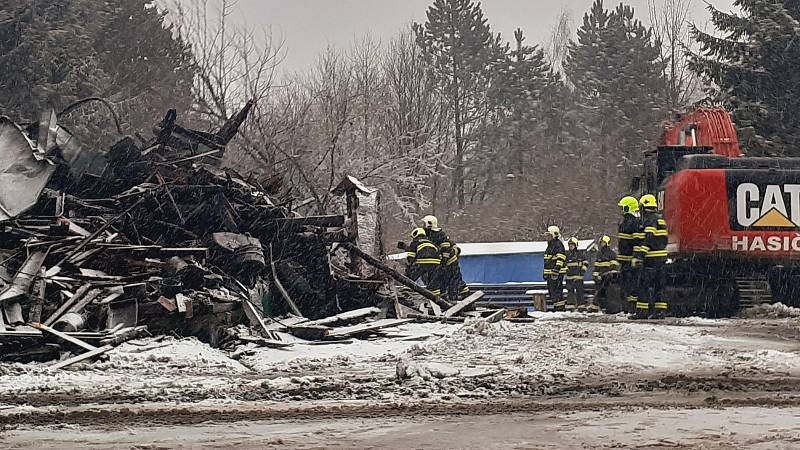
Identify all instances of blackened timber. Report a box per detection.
[276,215,346,228]
[53,198,145,268]
[341,242,452,309]
[28,267,46,323]
[270,248,303,317]
[31,322,97,352]
[49,345,114,370]
[44,283,90,326]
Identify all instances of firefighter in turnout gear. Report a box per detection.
[544,226,567,311]
[565,237,588,311]
[617,196,642,314]
[406,227,444,297]
[592,235,619,312]
[422,215,470,301]
[634,194,669,319]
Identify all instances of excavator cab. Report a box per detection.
[632,146,714,200]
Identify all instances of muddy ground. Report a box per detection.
[3,307,800,448]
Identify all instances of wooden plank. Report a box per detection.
[44,283,91,326]
[341,242,452,309]
[263,315,308,332]
[243,300,280,340]
[302,307,381,327]
[31,322,97,352]
[97,292,123,304]
[236,335,292,348]
[408,313,467,323]
[444,291,485,318]
[395,302,420,319]
[67,288,103,314]
[486,308,506,323]
[270,246,302,316]
[327,318,413,338]
[50,345,114,370]
[429,301,443,317]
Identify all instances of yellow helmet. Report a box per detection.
[568,237,579,246]
[618,196,639,214]
[421,215,438,229]
[600,235,611,246]
[546,225,560,236]
[640,194,658,209]
[410,227,426,239]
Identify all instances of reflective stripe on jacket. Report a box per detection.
[544,239,567,278]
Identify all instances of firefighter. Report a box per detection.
[422,215,470,301]
[565,237,588,311]
[406,227,444,297]
[544,226,567,311]
[617,196,642,314]
[592,235,619,312]
[634,194,669,319]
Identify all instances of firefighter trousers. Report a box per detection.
[409,265,445,297]
[547,276,564,311]
[620,264,640,314]
[566,279,585,310]
[639,263,667,316]
[443,263,469,301]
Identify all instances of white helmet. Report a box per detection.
[422,215,438,229]
[547,225,560,236]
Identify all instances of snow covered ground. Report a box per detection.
[3,307,800,440]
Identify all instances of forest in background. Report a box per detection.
[1,0,798,244]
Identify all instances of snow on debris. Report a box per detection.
[740,302,800,319]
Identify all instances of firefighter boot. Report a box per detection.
[632,300,650,320]
[652,300,668,319]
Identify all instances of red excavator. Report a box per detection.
[631,107,800,316]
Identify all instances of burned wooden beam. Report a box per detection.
[31,322,97,352]
[49,345,114,371]
[276,215,346,228]
[443,291,485,318]
[326,318,413,339]
[43,283,91,326]
[341,243,452,310]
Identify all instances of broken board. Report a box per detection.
[444,291,485,318]
[326,318,413,339]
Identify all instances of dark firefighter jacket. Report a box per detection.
[407,237,441,266]
[543,239,566,279]
[565,248,588,281]
[635,211,668,264]
[617,213,642,265]
[593,246,620,279]
[428,228,460,266]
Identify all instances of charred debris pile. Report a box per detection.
[0,102,468,367]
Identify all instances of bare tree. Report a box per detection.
[647,0,703,112]
[546,9,572,79]
[169,0,285,129]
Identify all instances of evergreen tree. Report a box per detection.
[0,0,107,120]
[565,0,666,172]
[690,0,800,155]
[0,0,194,142]
[94,0,195,134]
[413,0,501,209]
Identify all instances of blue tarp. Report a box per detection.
[460,253,593,284]
[460,253,544,284]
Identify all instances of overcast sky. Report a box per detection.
[229,0,737,74]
